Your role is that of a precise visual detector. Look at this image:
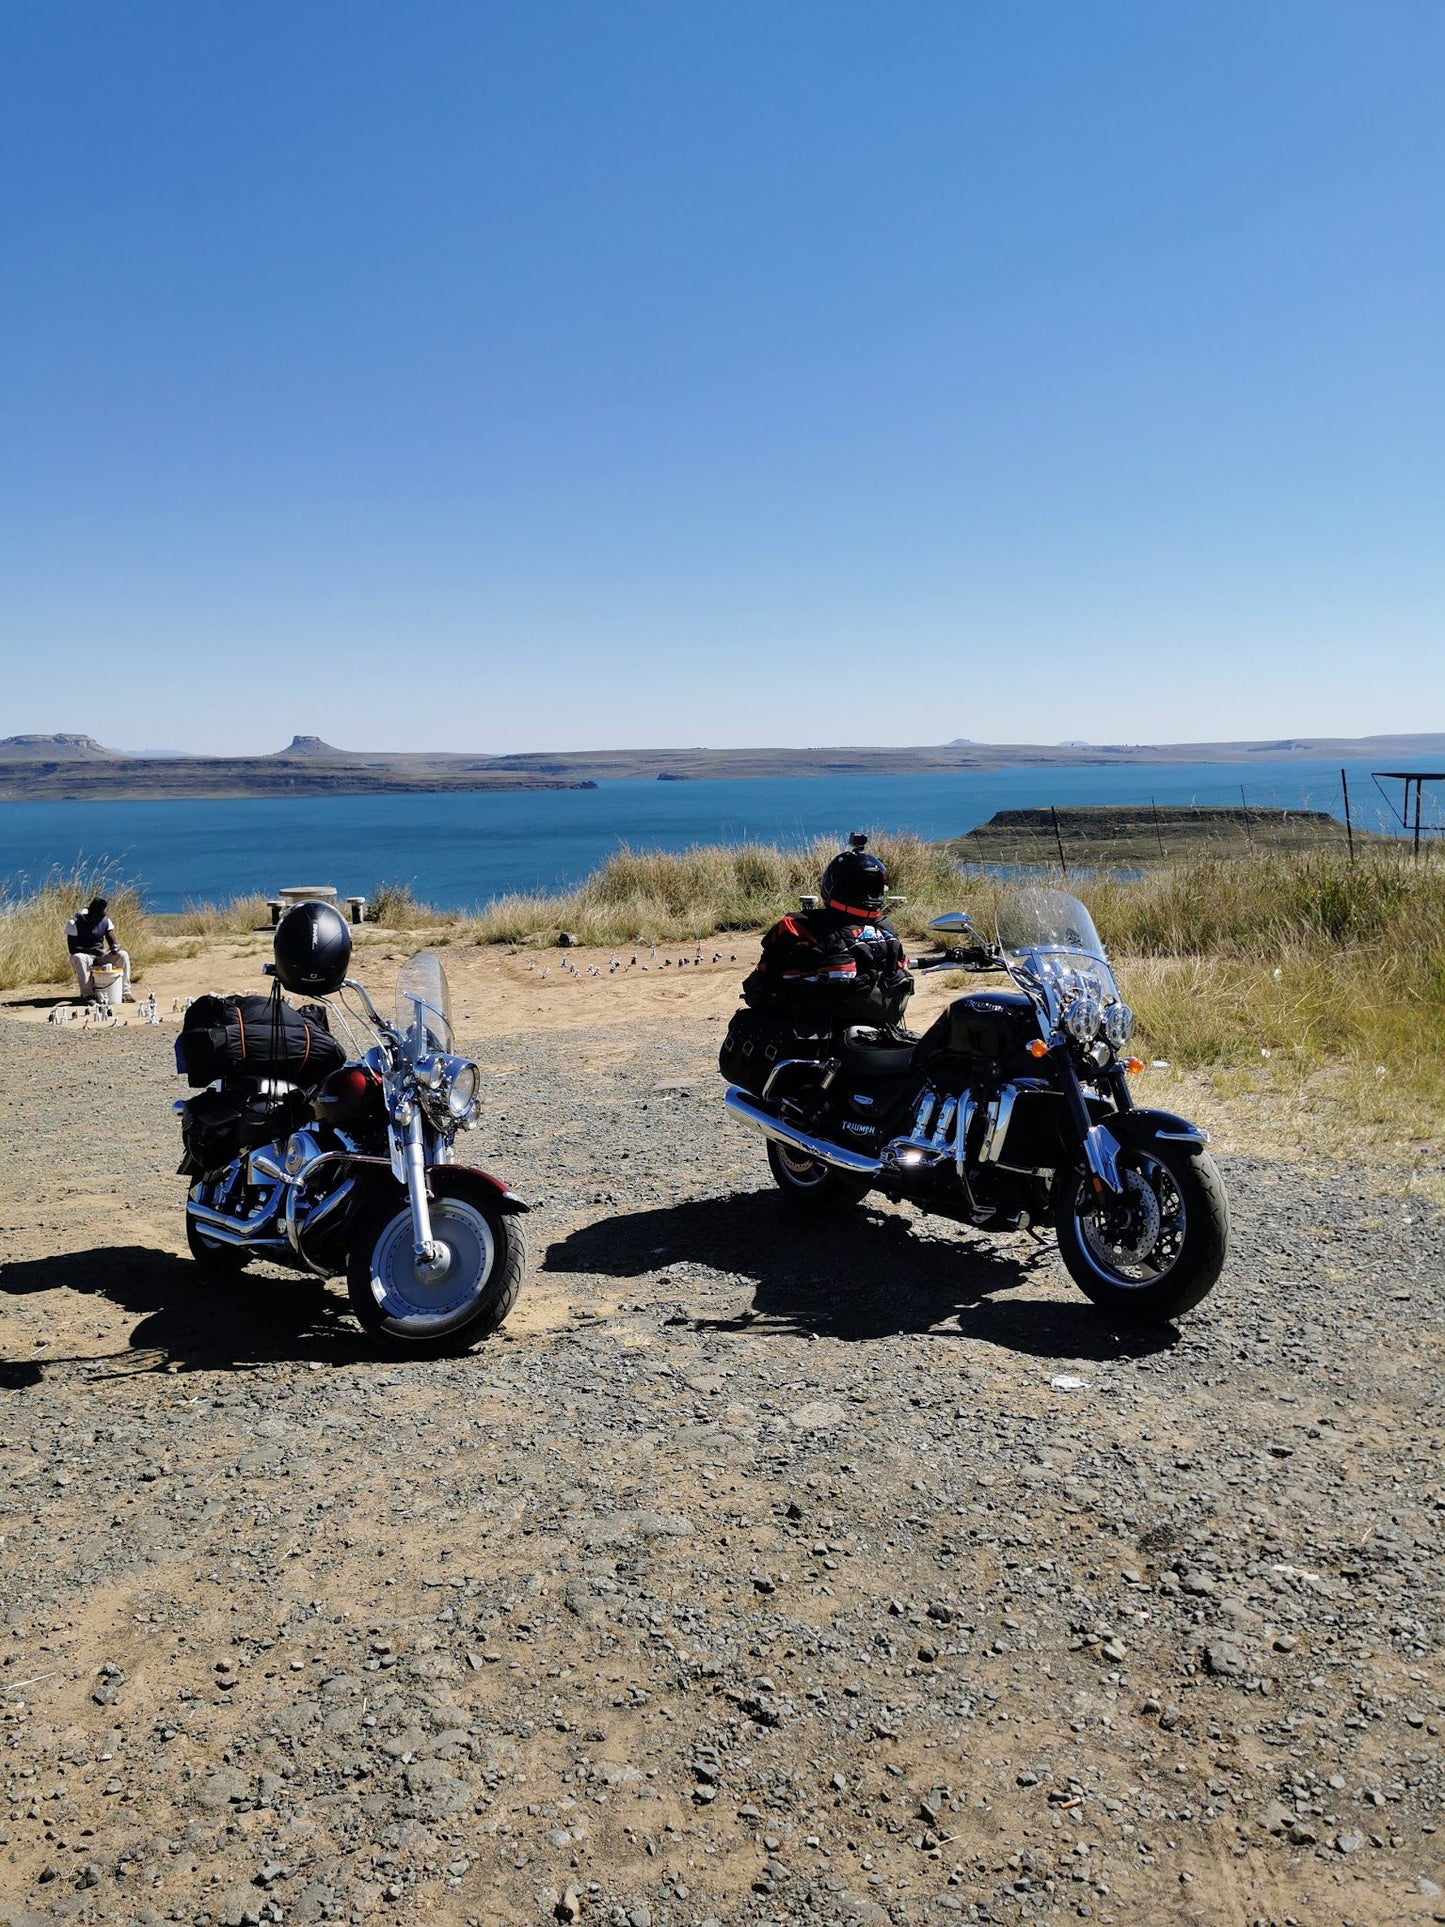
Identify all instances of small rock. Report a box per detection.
[1204,1640,1247,1679]
[836,1894,891,1926]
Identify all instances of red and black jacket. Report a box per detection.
[742,906,913,1025]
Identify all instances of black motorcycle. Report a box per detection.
[178,946,528,1352]
[722,884,1227,1322]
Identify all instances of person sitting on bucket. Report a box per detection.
[66,895,135,1003]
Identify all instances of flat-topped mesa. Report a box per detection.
[0,732,113,759]
[273,735,347,760]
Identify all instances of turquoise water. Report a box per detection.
[0,760,1399,911]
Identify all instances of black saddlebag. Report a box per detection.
[718,1008,835,1097]
[178,1084,313,1179]
[175,992,345,1089]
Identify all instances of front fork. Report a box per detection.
[400,1111,447,1272]
[1052,1039,1124,1200]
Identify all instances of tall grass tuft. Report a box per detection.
[0,866,154,992]
[369,880,459,929]
[171,894,271,938]
[465,836,965,946]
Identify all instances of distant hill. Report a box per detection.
[1,731,1442,800]
[0,733,113,760]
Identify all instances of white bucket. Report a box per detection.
[91,964,124,1008]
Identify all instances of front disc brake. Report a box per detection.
[1090,1168,1162,1263]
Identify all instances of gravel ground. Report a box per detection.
[0,1010,1442,1927]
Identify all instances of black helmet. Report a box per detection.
[273,900,352,996]
[820,832,889,919]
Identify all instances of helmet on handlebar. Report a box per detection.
[820,832,890,920]
[273,900,352,996]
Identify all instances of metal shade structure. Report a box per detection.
[1372,771,1445,856]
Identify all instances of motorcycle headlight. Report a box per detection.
[1063,993,1103,1044]
[1103,1002,1135,1047]
[446,1062,479,1121]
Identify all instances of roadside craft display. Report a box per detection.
[174,902,528,1352]
[720,880,1229,1323]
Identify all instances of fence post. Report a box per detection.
[1150,794,1166,859]
[1050,805,1068,882]
[1340,768,1354,862]
[1240,784,1254,848]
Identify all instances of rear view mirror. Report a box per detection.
[928,912,975,935]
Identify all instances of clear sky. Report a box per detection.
[3,2,1442,755]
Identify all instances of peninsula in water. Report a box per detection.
[1,730,1442,802]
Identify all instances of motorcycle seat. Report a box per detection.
[840,1025,918,1078]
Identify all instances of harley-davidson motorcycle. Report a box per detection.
[723,884,1228,1321]
[178,949,528,1351]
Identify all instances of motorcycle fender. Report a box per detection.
[434,1163,533,1214]
[1101,1108,1209,1157]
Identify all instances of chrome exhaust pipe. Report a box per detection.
[187,1182,284,1243]
[185,1209,288,1250]
[724,1086,881,1178]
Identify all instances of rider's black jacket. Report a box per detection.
[742,905,914,1028]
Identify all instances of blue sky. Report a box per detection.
[2,2,1442,754]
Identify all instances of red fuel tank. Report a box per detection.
[310,1064,383,1129]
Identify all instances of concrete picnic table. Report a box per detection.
[267,888,368,926]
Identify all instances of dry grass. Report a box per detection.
[464,836,962,947]
[167,894,271,938]
[3,844,1441,1167]
[0,867,157,992]
[368,880,461,930]
[463,839,1445,1162]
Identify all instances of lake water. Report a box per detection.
[0,758,1401,911]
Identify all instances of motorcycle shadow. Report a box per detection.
[0,1244,375,1376]
[544,1190,1180,1360]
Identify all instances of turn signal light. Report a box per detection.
[1027,1039,1049,1059]
[1124,1057,1146,1075]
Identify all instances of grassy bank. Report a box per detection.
[3,844,1440,1166]
[474,842,1444,1161]
[0,868,158,992]
[463,836,963,947]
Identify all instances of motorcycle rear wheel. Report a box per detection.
[346,1172,526,1354]
[766,1140,872,1213]
[1053,1140,1227,1322]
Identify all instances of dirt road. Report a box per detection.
[0,995,1441,1927]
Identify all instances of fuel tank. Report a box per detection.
[310,1063,384,1130]
[916,989,1042,1080]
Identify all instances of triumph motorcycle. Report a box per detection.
[723,885,1228,1321]
[178,951,528,1351]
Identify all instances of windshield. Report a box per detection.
[995,886,1118,1013]
[394,950,453,1057]
[996,886,1106,959]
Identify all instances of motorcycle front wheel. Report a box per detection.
[1053,1139,1228,1323]
[345,1171,526,1354]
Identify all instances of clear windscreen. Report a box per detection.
[995,887,1118,1008]
[394,950,453,1056]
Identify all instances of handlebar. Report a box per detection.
[907,946,1001,974]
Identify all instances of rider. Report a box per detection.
[743,834,915,1030]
